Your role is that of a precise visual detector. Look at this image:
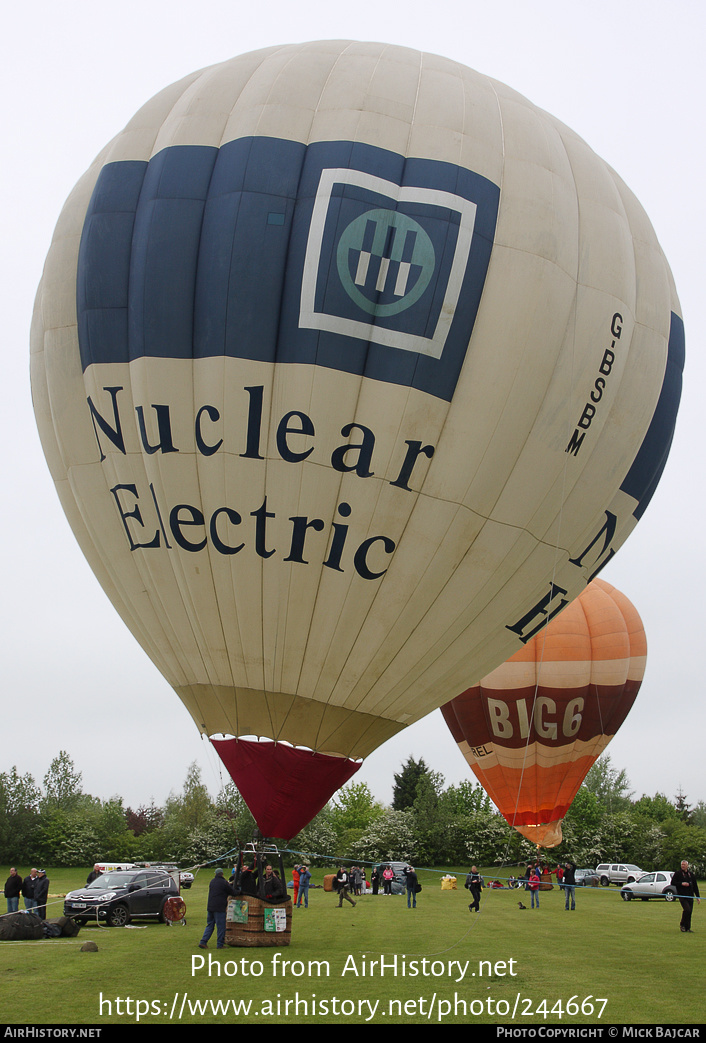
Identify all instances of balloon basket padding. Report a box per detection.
[225,896,292,947]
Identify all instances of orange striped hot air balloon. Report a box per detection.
[441,578,645,847]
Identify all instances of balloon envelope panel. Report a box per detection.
[31,42,679,837]
[441,578,646,845]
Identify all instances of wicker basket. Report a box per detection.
[225,896,292,947]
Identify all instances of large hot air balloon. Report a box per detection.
[31,42,682,840]
[441,578,646,847]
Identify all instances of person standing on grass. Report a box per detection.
[198,868,236,950]
[296,864,311,908]
[403,865,419,909]
[22,868,38,915]
[335,867,356,908]
[86,864,102,886]
[34,870,50,919]
[563,861,577,911]
[528,868,541,909]
[4,868,23,913]
[671,860,700,933]
[465,866,483,913]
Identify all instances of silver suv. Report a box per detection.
[596,863,646,887]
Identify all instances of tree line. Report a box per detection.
[0,751,704,873]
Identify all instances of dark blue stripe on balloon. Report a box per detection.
[620,311,685,519]
[76,137,499,401]
[77,161,147,367]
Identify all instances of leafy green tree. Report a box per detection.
[352,808,417,863]
[674,788,693,824]
[146,763,213,862]
[214,781,257,843]
[331,782,384,832]
[658,819,706,873]
[691,801,706,830]
[583,754,633,810]
[0,766,41,813]
[463,813,518,867]
[557,787,606,865]
[42,751,83,811]
[0,767,41,862]
[630,824,668,869]
[632,792,678,824]
[179,810,241,865]
[598,809,639,864]
[440,780,493,817]
[177,761,212,829]
[392,756,438,810]
[293,807,339,867]
[329,782,384,856]
[1,748,702,871]
[564,786,603,834]
[409,769,458,865]
[94,797,141,861]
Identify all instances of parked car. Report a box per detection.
[620,871,677,902]
[596,863,646,886]
[64,868,179,926]
[574,868,600,887]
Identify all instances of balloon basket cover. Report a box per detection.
[226,896,292,947]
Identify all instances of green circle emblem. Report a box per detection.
[336,209,435,317]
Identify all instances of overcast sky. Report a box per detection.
[2,0,703,817]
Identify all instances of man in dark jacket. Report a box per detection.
[22,869,38,915]
[563,862,577,911]
[335,867,356,907]
[262,865,286,902]
[34,870,50,920]
[86,864,102,886]
[403,865,419,909]
[465,866,483,913]
[671,860,701,933]
[4,868,23,913]
[198,868,236,949]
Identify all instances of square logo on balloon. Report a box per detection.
[287,143,499,401]
[299,168,477,360]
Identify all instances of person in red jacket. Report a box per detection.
[528,869,541,909]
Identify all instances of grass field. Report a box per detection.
[0,865,702,1026]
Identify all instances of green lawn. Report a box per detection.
[0,865,701,1025]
